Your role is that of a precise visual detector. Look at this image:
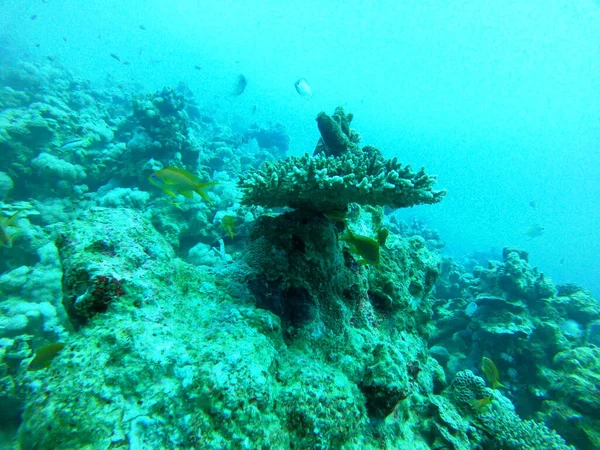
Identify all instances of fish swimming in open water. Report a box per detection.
[232,74,247,96]
[110,53,121,62]
[149,167,217,202]
[294,78,312,98]
[524,224,545,240]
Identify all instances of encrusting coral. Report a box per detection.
[239,107,446,212]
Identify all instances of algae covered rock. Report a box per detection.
[359,343,410,419]
[314,106,360,157]
[57,207,175,326]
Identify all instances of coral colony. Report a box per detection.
[1,60,598,449]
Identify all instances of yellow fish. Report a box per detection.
[339,228,380,265]
[482,357,505,389]
[0,211,20,248]
[524,224,545,240]
[471,396,493,411]
[222,215,236,238]
[149,167,217,202]
[27,343,65,371]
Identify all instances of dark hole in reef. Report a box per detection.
[432,375,445,395]
[248,278,285,318]
[0,395,23,440]
[291,234,306,254]
[368,291,392,311]
[424,268,439,291]
[343,289,354,301]
[408,281,423,297]
[248,278,316,328]
[282,286,316,327]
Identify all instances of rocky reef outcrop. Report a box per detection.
[431,247,600,449]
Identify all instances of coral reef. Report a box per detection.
[239,146,445,212]
[0,56,596,450]
[431,248,600,449]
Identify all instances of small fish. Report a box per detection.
[110,53,121,62]
[123,61,131,66]
[222,215,236,238]
[339,228,380,265]
[0,211,20,248]
[27,343,65,371]
[194,65,202,71]
[559,257,565,264]
[251,105,257,115]
[47,56,55,62]
[139,24,146,30]
[529,200,538,209]
[35,43,40,48]
[294,78,312,98]
[232,74,247,96]
[471,396,492,411]
[62,36,67,42]
[481,357,504,390]
[31,15,37,20]
[60,136,89,150]
[324,210,346,223]
[524,224,545,240]
[377,228,389,246]
[149,167,217,202]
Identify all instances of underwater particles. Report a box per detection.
[232,74,247,96]
[294,78,312,98]
[149,167,218,202]
[0,211,20,248]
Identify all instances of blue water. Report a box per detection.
[1,2,600,448]
[7,0,595,295]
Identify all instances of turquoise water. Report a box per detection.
[1,1,599,449]
[3,0,597,295]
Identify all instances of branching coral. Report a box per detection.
[239,142,445,212]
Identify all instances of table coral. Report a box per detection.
[239,143,445,212]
